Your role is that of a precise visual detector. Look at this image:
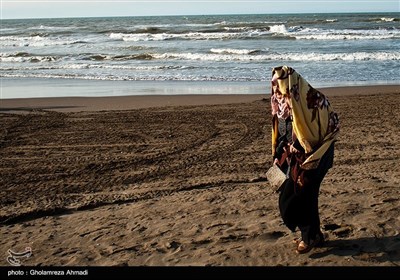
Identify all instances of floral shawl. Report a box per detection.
[271,66,340,170]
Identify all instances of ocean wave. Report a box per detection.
[2,50,399,64]
[293,32,400,40]
[0,73,258,82]
[82,53,155,61]
[368,17,399,22]
[153,51,400,61]
[0,35,89,47]
[210,48,262,55]
[109,31,251,41]
[0,52,59,63]
[108,25,400,41]
[268,24,400,40]
[380,17,396,22]
[0,63,195,71]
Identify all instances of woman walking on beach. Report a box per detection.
[270,66,340,254]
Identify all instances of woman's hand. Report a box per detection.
[289,144,299,154]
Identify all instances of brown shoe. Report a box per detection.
[296,240,313,254]
[296,234,323,254]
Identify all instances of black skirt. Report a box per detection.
[278,143,335,232]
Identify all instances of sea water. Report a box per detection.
[1,13,399,98]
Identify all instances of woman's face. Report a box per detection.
[272,79,282,98]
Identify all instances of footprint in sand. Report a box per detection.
[260,231,285,241]
[324,223,353,237]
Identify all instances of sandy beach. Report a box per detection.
[0,85,399,267]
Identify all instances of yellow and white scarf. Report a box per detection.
[271,66,340,170]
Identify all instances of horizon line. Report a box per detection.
[2,10,398,20]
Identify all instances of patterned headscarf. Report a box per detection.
[271,66,340,170]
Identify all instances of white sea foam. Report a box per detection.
[380,17,395,22]
[269,24,288,34]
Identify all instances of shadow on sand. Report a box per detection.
[310,234,400,264]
